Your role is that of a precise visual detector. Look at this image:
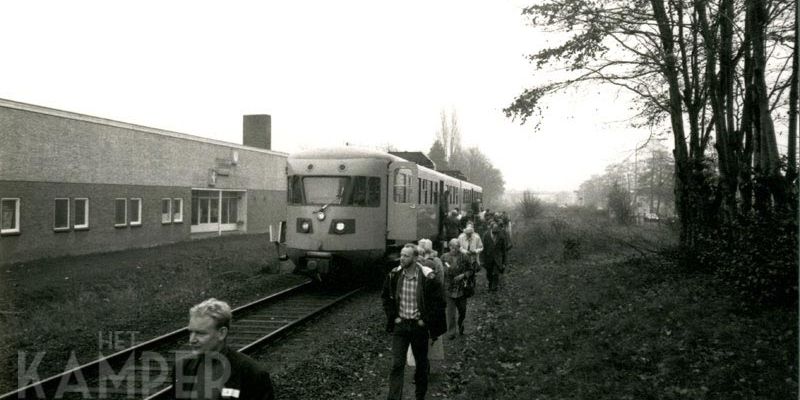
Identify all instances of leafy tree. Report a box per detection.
[449,146,506,206]
[505,0,797,248]
[608,181,633,224]
[431,110,506,206]
[637,148,675,215]
[427,139,448,170]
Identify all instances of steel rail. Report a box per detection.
[144,287,362,400]
[0,280,313,400]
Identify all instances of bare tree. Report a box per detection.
[437,109,461,161]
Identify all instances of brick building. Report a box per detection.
[0,99,287,265]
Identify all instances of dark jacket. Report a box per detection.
[481,231,507,269]
[171,346,274,400]
[444,215,461,240]
[381,262,447,338]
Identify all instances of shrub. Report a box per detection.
[519,191,543,219]
[695,212,798,306]
[607,181,633,225]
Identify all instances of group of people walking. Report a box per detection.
[381,206,512,400]
[167,208,511,400]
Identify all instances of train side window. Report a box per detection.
[367,177,381,206]
[393,168,412,203]
[418,178,422,204]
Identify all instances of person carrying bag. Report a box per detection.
[442,238,477,339]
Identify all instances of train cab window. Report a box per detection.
[289,176,380,207]
[352,176,370,206]
[304,177,349,205]
[288,175,304,204]
[367,177,381,206]
[393,168,413,203]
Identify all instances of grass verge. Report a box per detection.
[440,255,797,399]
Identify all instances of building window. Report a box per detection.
[1,198,20,234]
[221,192,239,224]
[191,190,245,233]
[192,190,218,225]
[54,198,70,231]
[130,198,142,226]
[173,198,183,223]
[115,198,127,227]
[74,198,89,229]
[161,198,172,224]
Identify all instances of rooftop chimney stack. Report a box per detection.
[243,114,271,150]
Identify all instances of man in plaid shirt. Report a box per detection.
[381,243,446,400]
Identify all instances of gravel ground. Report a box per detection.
[250,270,502,400]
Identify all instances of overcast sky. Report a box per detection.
[2,0,653,192]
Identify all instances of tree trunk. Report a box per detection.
[651,0,699,248]
[696,0,738,221]
[787,0,799,209]
[739,6,756,215]
[750,0,786,212]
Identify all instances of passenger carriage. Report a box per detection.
[284,147,482,279]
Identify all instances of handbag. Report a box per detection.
[461,274,476,298]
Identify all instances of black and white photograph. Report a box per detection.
[0,1,797,399]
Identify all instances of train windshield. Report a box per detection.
[303,177,349,204]
[288,176,381,207]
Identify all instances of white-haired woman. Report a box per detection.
[418,238,446,298]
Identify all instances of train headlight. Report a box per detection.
[297,218,313,233]
[316,211,326,221]
[328,219,355,234]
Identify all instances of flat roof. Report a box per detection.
[0,98,287,157]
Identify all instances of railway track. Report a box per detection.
[1,281,361,400]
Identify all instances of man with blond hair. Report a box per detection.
[171,298,274,400]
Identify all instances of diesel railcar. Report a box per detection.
[284,147,482,279]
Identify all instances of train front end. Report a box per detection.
[285,149,388,279]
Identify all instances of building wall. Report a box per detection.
[0,181,190,263]
[0,100,288,265]
[0,104,286,190]
[246,189,287,235]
